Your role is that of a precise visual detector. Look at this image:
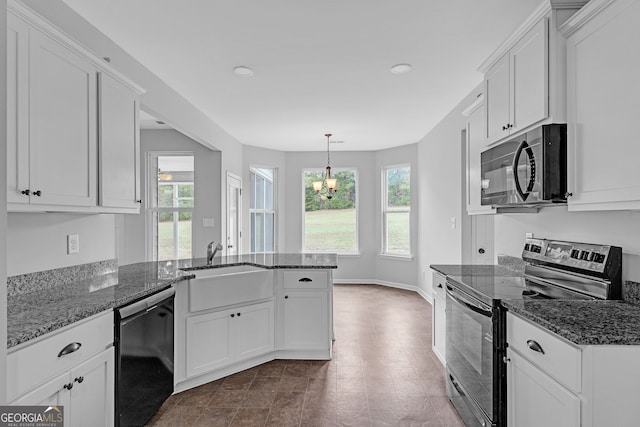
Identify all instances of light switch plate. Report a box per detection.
[202,218,215,227]
[67,234,79,254]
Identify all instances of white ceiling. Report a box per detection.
[61,0,539,151]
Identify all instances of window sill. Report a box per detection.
[378,254,414,261]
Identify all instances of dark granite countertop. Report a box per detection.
[7,253,338,349]
[502,299,640,345]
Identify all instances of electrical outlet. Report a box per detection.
[526,232,534,238]
[450,217,456,229]
[67,234,79,254]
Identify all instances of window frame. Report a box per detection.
[381,163,412,258]
[249,165,277,253]
[302,167,360,255]
[146,151,195,262]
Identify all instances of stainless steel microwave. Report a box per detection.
[480,124,567,208]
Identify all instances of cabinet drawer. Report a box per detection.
[507,313,581,393]
[282,270,329,289]
[7,310,113,401]
[432,272,446,298]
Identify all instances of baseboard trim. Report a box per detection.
[334,279,433,304]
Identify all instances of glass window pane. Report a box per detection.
[256,176,265,209]
[255,213,264,252]
[249,172,256,210]
[265,179,273,210]
[155,211,192,261]
[385,211,410,255]
[265,213,274,252]
[251,212,256,252]
[386,166,410,208]
[304,169,357,252]
[178,183,194,198]
[157,184,174,208]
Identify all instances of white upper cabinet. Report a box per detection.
[563,0,640,211]
[479,1,587,146]
[98,73,141,210]
[28,29,98,207]
[6,1,144,213]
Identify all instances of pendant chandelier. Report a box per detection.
[312,133,338,200]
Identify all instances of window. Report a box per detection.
[383,165,411,256]
[148,153,194,261]
[250,167,276,252]
[303,168,358,253]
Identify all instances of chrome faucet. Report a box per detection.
[207,241,224,265]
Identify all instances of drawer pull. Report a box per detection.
[58,342,82,357]
[74,376,84,384]
[298,278,313,282]
[437,284,443,288]
[63,383,73,390]
[526,339,545,354]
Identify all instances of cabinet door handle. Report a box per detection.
[136,199,142,204]
[299,278,312,282]
[58,342,82,357]
[230,313,235,317]
[63,383,74,390]
[33,190,42,197]
[526,339,545,354]
[565,192,573,198]
[478,248,485,254]
[21,189,30,196]
[237,313,241,317]
[74,376,84,384]
[284,295,288,299]
[502,125,507,131]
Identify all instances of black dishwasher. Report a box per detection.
[115,287,175,427]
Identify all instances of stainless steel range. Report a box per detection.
[444,238,622,427]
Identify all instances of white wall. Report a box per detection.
[494,208,640,282]
[7,213,116,276]
[242,145,287,254]
[417,86,482,297]
[1,0,8,404]
[118,129,222,265]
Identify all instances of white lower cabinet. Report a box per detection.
[431,271,446,365]
[507,347,580,427]
[9,311,114,427]
[176,267,333,392]
[282,291,329,351]
[185,301,274,378]
[507,312,640,427]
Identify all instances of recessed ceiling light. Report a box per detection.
[233,66,254,77]
[390,63,412,75]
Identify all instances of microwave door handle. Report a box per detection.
[513,140,533,202]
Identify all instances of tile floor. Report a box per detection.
[147,284,465,426]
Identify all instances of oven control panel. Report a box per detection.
[522,238,617,273]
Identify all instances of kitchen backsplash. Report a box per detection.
[7,259,118,297]
[624,281,640,305]
[497,254,525,273]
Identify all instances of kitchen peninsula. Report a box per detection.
[6,253,337,425]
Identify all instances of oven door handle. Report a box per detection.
[446,285,493,318]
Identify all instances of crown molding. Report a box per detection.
[559,0,618,37]
[462,93,485,117]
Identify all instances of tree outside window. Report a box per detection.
[383,165,411,256]
[303,169,358,253]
